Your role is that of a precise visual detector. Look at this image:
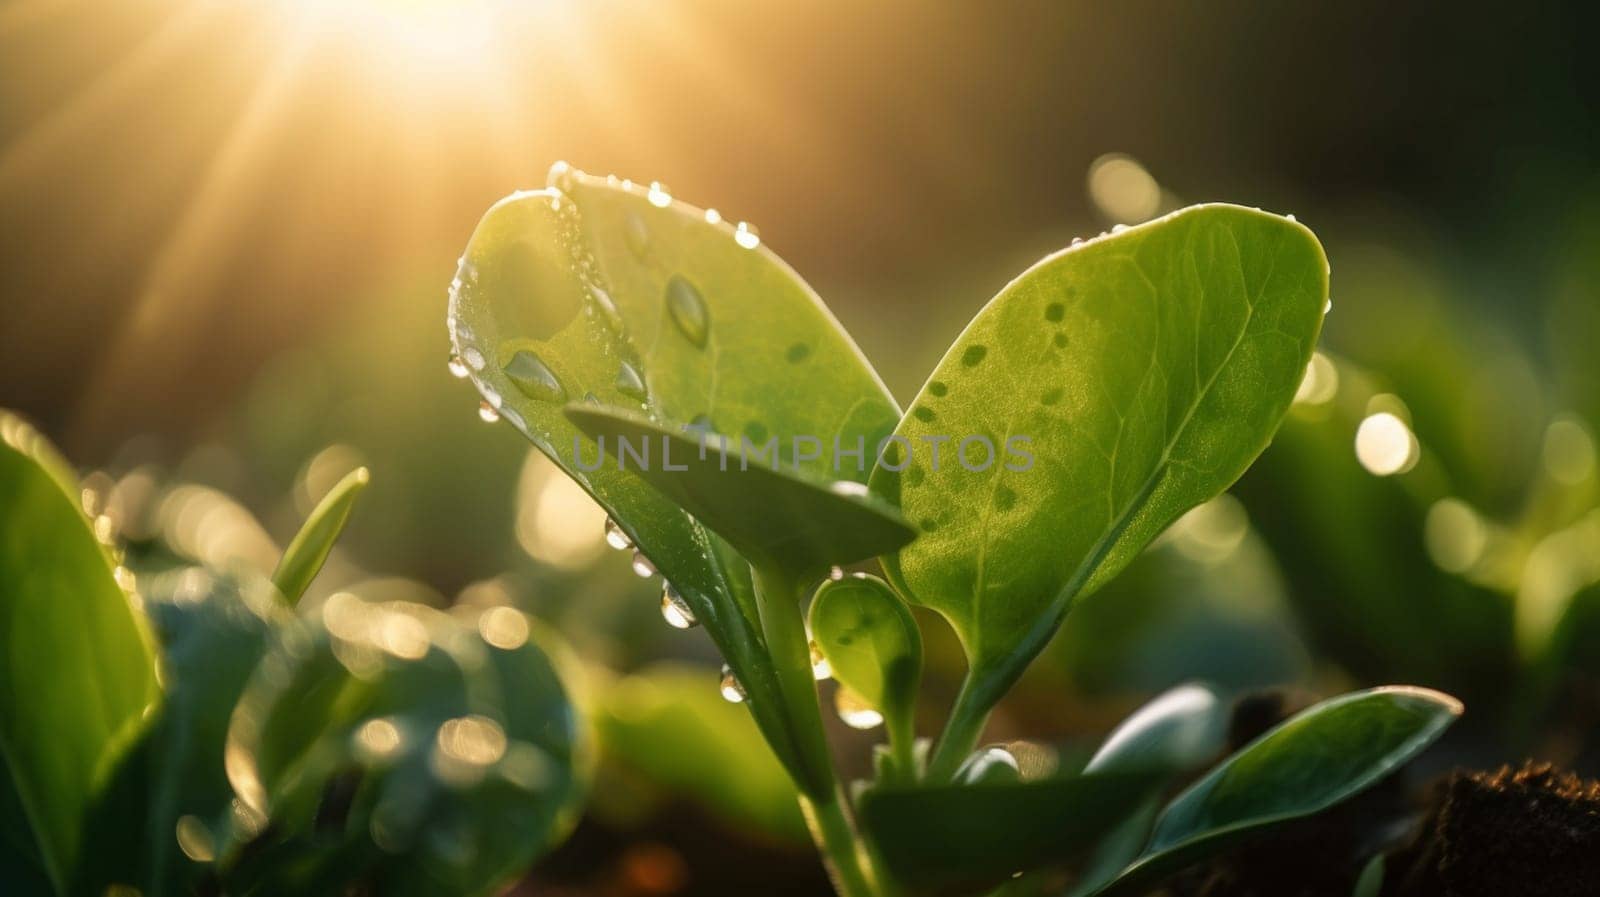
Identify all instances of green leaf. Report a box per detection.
[1352,854,1385,897]
[271,466,369,606]
[1066,683,1227,897]
[566,406,915,575]
[1088,686,1461,897]
[1083,682,1226,775]
[0,412,160,892]
[73,569,285,897]
[858,770,1164,897]
[807,574,921,751]
[448,165,899,794]
[873,204,1328,704]
[224,597,586,897]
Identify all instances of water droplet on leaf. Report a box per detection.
[503,350,567,403]
[616,361,648,401]
[734,221,761,249]
[665,275,710,347]
[546,160,577,193]
[704,208,723,225]
[660,583,698,629]
[447,355,470,379]
[625,212,650,260]
[810,640,832,680]
[834,687,883,729]
[477,401,500,423]
[647,181,672,207]
[604,517,633,551]
[719,664,747,703]
[631,550,657,578]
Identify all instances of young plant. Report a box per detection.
[447,164,1463,895]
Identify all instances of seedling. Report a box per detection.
[445,164,1463,895]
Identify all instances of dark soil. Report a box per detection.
[1169,690,1600,897]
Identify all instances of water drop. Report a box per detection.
[834,687,883,729]
[719,664,747,703]
[1111,223,1129,234]
[502,350,567,403]
[616,361,648,401]
[1286,212,1297,222]
[961,345,988,367]
[447,354,470,379]
[704,208,723,225]
[829,480,870,499]
[665,275,710,348]
[829,565,844,581]
[631,550,657,578]
[463,347,486,371]
[734,221,761,249]
[604,517,633,551]
[660,583,698,629]
[589,286,624,331]
[810,640,832,680]
[625,212,650,260]
[477,401,500,423]
[1324,298,1333,314]
[546,160,577,193]
[1072,237,1085,246]
[647,181,672,208]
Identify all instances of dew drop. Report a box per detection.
[734,221,761,249]
[647,181,672,208]
[913,406,936,423]
[704,208,723,225]
[462,347,486,371]
[1111,223,1129,233]
[665,275,710,348]
[1286,213,1297,222]
[1071,236,1085,246]
[660,583,698,629]
[810,640,832,680]
[503,350,567,403]
[1045,302,1065,322]
[631,550,657,578]
[829,565,844,581]
[604,517,633,551]
[829,480,870,499]
[719,664,747,703]
[834,687,883,729]
[447,354,470,379]
[477,401,500,423]
[609,363,646,402]
[928,381,948,397]
[1324,298,1333,314]
[961,345,988,367]
[625,212,650,260]
[545,160,577,193]
[589,286,624,332]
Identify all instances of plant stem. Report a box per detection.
[925,673,992,782]
[752,563,877,897]
[801,789,879,897]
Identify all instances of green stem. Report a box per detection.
[752,564,878,897]
[925,673,993,782]
[801,789,879,897]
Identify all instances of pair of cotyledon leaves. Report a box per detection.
[447,163,1327,759]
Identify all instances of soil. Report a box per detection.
[1168,690,1600,897]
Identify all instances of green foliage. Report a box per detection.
[858,770,1165,896]
[565,407,915,575]
[271,466,370,606]
[807,574,921,773]
[224,598,585,896]
[1087,687,1461,897]
[447,165,900,795]
[74,569,285,897]
[873,205,1329,707]
[0,412,159,892]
